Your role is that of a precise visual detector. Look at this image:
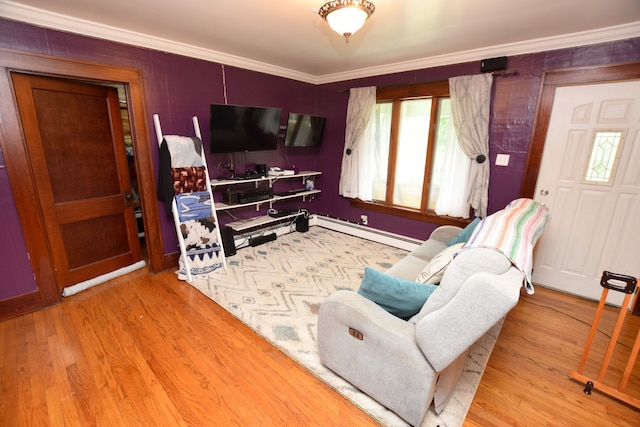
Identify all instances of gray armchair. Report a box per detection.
[317,237,522,426]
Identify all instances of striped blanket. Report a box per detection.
[463,198,550,294]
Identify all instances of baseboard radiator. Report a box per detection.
[313,215,421,251]
[229,214,421,252]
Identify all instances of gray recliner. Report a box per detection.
[317,227,523,426]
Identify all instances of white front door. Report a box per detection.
[532,80,640,306]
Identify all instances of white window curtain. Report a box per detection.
[435,117,471,218]
[449,74,493,218]
[338,86,376,200]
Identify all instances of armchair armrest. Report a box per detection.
[318,290,419,358]
[415,267,522,371]
[429,225,463,244]
[317,290,438,426]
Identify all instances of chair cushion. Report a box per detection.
[416,243,464,284]
[411,248,513,324]
[357,267,438,319]
[446,217,481,246]
[407,238,449,263]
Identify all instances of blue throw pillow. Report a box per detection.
[446,217,481,246]
[357,267,438,319]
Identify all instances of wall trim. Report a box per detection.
[316,22,640,84]
[0,1,317,84]
[314,215,421,251]
[2,1,638,85]
[0,290,43,322]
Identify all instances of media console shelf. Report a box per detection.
[210,171,320,252]
[226,213,301,232]
[211,171,321,211]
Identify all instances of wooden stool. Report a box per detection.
[569,271,639,408]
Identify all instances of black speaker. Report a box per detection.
[255,164,267,176]
[295,215,309,233]
[249,233,277,247]
[220,226,236,257]
[480,56,508,73]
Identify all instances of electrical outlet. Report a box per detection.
[360,214,368,225]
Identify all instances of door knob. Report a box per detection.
[540,189,549,196]
[124,189,134,206]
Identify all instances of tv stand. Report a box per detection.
[211,171,321,212]
[210,171,320,239]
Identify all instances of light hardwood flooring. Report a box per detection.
[1,268,638,426]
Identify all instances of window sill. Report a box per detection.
[350,199,472,228]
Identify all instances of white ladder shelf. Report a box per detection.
[153,113,226,282]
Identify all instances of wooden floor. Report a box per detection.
[1,268,638,426]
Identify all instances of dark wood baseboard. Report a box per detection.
[163,251,179,270]
[0,290,49,322]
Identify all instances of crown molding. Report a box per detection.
[0,1,318,83]
[2,1,638,85]
[316,21,640,84]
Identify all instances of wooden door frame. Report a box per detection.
[0,48,164,311]
[520,61,640,314]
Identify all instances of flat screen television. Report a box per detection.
[283,113,327,147]
[210,103,282,153]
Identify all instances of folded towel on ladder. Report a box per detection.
[175,191,212,222]
[163,135,204,168]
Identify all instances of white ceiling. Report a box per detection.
[1,0,639,84]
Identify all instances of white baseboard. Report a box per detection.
[229,214,421,251]
[313,215,421,251]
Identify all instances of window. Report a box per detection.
[356,81,467,222]
[584,130,624,185]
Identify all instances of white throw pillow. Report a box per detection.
[416,243,464,284]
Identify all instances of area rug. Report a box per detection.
[190,226,502,426]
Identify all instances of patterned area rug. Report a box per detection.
[190,227,502,427]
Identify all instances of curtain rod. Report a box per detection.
[338,70,519,93]
[491,70,519,76]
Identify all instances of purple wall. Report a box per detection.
[0,155,37,299]
[0,17,638,301]
[314,39,640,240]
[0,18,320,299]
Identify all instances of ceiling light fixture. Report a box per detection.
[318,0,375,43]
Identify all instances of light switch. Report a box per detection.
[495,154,510,166]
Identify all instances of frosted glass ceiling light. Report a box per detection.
[318,0,375,43]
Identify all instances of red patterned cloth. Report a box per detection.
[172,166,207,194]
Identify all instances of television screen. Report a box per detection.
[283,113,327,147]
[210,103,282,153]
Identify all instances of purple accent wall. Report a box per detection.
[314,39,640,240]
[0,153,37,299]
[0,17,638,301]
[0,18,320,299]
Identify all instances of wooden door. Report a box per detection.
[11,73,141,292]
[532,80,640,306]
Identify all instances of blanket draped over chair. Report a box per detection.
[462,198,550,294]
